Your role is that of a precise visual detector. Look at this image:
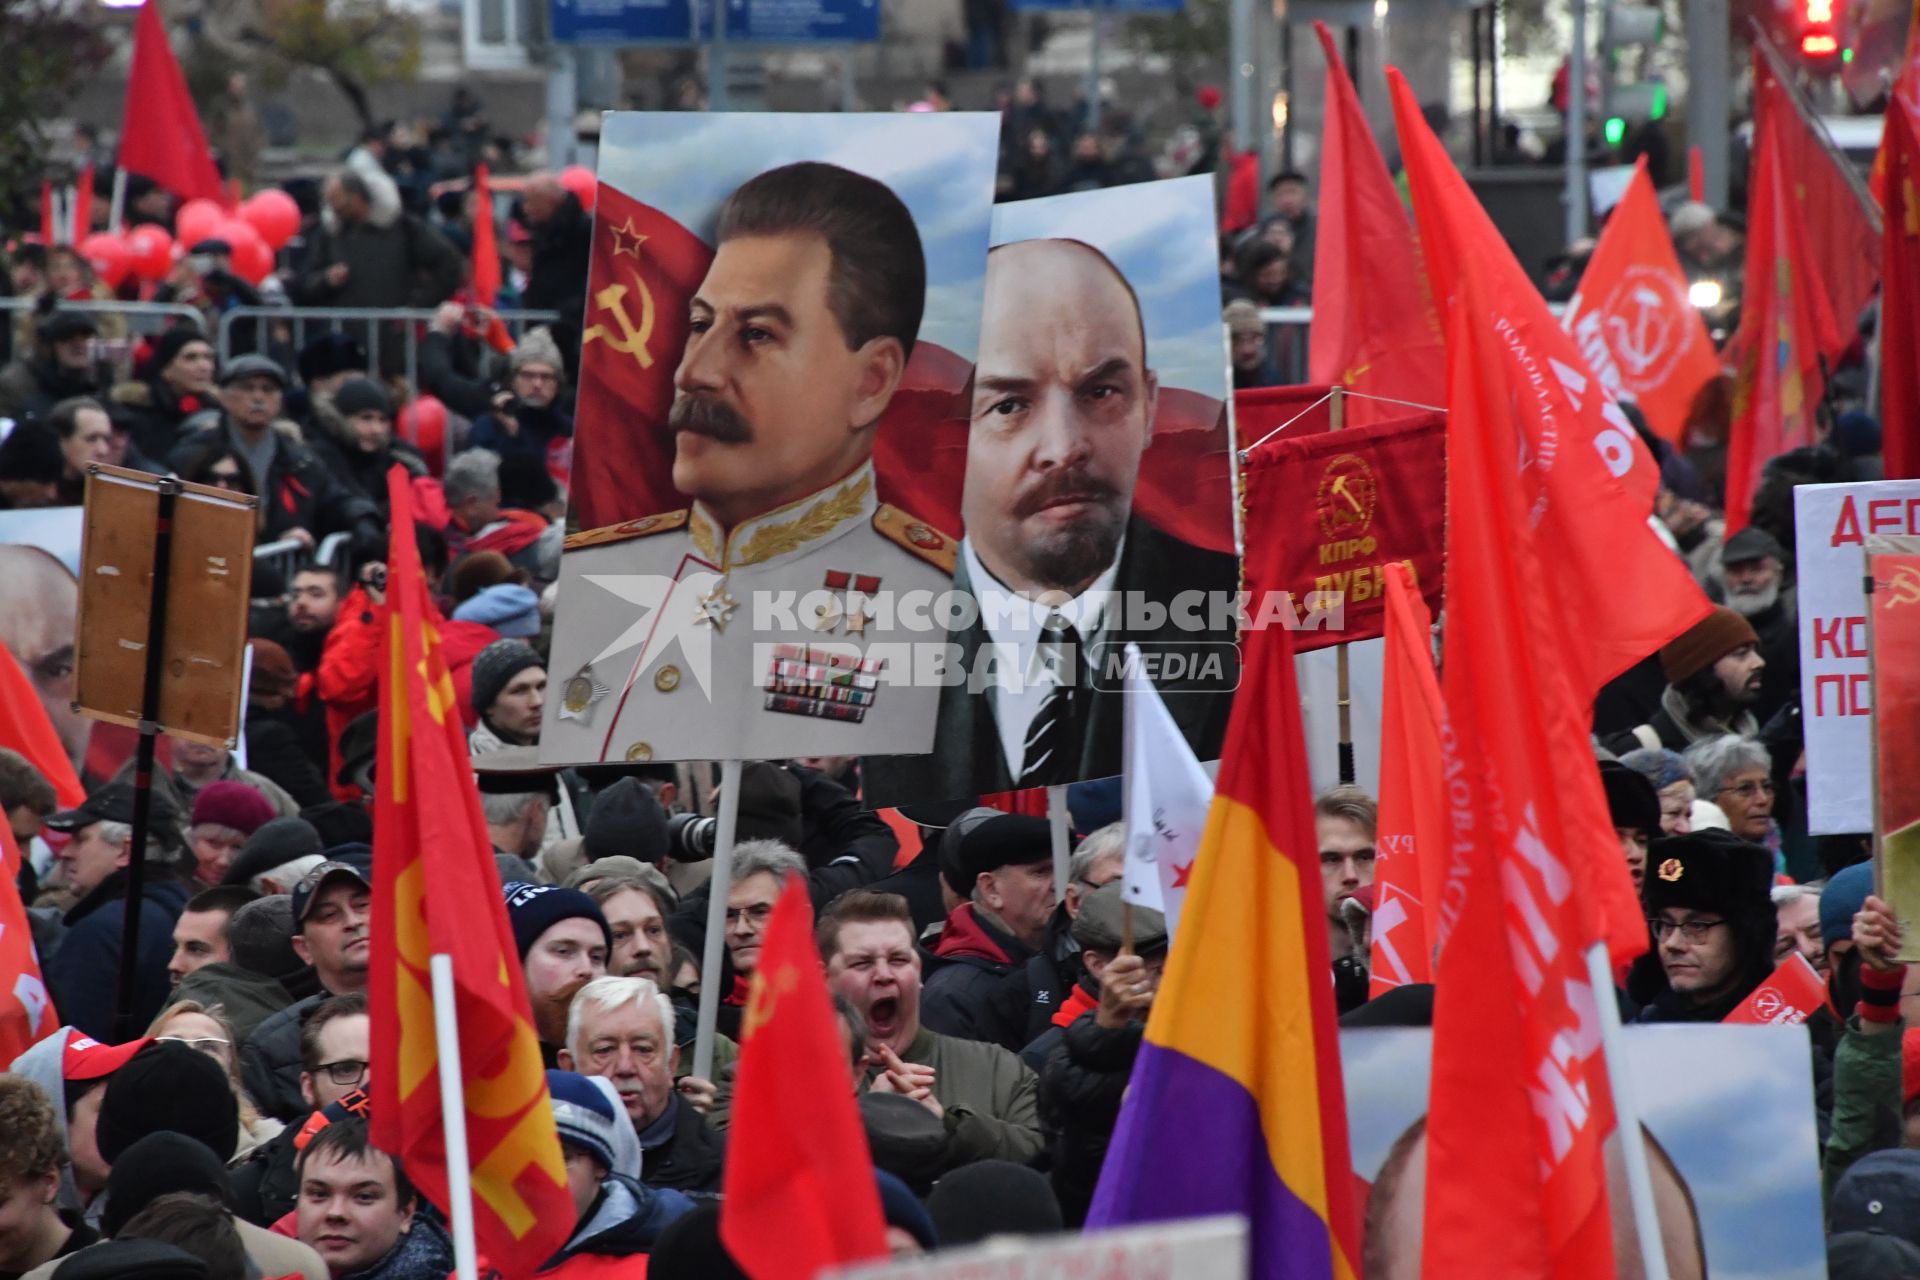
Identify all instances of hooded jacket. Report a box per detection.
[920,904,1035,1052]
[536,1173,694,1276]
[47,868,193,1041]
[10,1028,98,1215]
[305,390,428,515]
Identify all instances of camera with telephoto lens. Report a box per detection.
[667,812,716,860]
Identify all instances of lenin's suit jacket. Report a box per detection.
[865,514,1239,806]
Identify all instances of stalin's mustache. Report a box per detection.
[669,395,755,444]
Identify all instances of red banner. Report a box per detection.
[1370,562,1444,998]
[0,825,51,1065]
[1724,953,1831,1025]
[1240,410,1445,652]
[1871,549,1920,908]
[1884,108,1920,481]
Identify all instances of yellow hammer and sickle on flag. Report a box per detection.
[742,964,799,1040]
[583,266,658,371]
[1888,564,1920,608]
[416,621,456,727]
[392,860,439,1098]
[386,619,413,804]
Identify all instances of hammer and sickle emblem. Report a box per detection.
[1886,564,1920,609]
[742,964,799,1040]
[583,266,658,370]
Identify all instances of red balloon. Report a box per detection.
[240,189,301,251]
[176,198,226,247]
[558,165,597,211]
[79,233,132,289]
[399,395,448,473]
[216,219,274,284]
[125,224,175,283]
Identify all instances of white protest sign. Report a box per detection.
[824,1215,1247,1280]
[1795,480,1920,833]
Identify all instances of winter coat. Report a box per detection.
[242,706,334,811]
[535,1174,694,1276]
[522,196,594,326]
[110,378,214,462]
[229,1117,303,1227]
[1823,1014,1905,1207]
[920,905,1034,1052]
[242,990,326,1123]
[308,434,428,515]
[468,400,574,465]
[10,1027,103,1215]
[47,867,193,1041]
[635,1092,725,1195]
[875,1027,1045,1168]
[166,419,382,546]
[172,960,295,1044]
[417,329,500,420]
[1037,1010,1143,1226]
[341,1212,455,1280]
[292,213,462,311]
[0,355,107,424]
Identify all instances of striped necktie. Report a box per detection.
[1019,615,1083,786]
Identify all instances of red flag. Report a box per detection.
[1875,0,1920,203]
[1884,108,1920,480]
[1565,160,1721,443]
[0,824,51,1065]
[1387,68,1711,708]
[1725,96,1842,533]
[1308,21,1445,426]
[1424,263,1633,1280]
[1723,953,1831,1025]
[0,645,85,809]
[38,182,54,246]
[1753,49,1879,357]
[720,876,887,1278]
[1871,548,1920,910]
[468,166,514,354]
[118,0,226,206]
[1368,561,1443,999]
[71,165,93,245]
[369,466,573,1276]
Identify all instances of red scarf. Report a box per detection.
[1051,983,1099,1029]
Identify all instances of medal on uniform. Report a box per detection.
[558,664,610,723]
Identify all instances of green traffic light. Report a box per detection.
[1843,46,1855,62]
[1651,84,1668,119]
[1605,116,1627,145]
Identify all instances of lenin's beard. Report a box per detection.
[1013,470,1127,593]
[669,395,755,444]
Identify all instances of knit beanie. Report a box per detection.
[1598,762,1660,835]
[332,376,391,420]
[503,881,611,959]
[1823,860,1876,948]
[222,816,323,888]
[96,1041,239,1165]
[734,762,803,847]
[102,1131,231,1237]
[1659,606,1761,686]
[0,422,64,484]
[471,639,543,719]
[296,330,368,385]
[189,780,276,837]
[876,1169,938,1251]
[511,326,565,377]
[247,638,298,701]
[546,1069,620,1172]
[143,328,205,384]
[582,778,670,866]
[925,1159,1064,1246]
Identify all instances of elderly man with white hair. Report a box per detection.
[1772,882,1826,976]
[560,975,725,1195]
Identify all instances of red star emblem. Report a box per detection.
[608,216,648,261]
[1171,860,1194,889]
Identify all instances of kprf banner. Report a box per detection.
[1723,953,1829,1025]
[1794,480,1920,833]
[1240,410,1446,652]
[1869,545,1920,961]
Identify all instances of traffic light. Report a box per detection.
[1798,0,1841,63]
[1600,2,1668,144]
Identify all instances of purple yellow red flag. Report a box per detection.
[1307,21,1444,425]
[1423,265,1635,1280]
[369,465,572,1276]
[720,876,889,1278]
[1085,619,1363,1280]
[1368,562,1442,998]
[1387,67,1709,711]
[1726,90,1842,533]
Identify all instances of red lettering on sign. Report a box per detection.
[1832,496,1862,547]
[1847,616,1869,658]
[1814,616,1844,658]
[1815,672,1874,716]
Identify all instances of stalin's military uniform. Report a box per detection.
[540,461,957,764]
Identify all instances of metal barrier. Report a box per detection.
[252,537,306,588]
[2,298,207,381]
[1255,306,1314,385]
[215,307,561,405]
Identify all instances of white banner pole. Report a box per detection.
[429,954,480,1280]
[1585,941,1671,1280]
[692,758,743,1083]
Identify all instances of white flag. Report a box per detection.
[1121,644,1214,938]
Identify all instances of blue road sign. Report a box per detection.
[551,0,877,43]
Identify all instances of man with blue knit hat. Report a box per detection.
[504,882,610,1065]
[539,1070,694,1275]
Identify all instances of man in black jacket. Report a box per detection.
[920,814,1055,1051]
[166,355,382,550]
[520,178,593,344]
[292,170,462,311]
[0,310,109,424]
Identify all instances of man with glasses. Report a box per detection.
[1629,829,1779,1022]
[716,842,808,1039]
[231,992,370,1226]
[166,353,379,550]
[469,326,573,466]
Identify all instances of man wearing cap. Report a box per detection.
[1019,882,1165,1071]
[242,852,374,1121]
[41,784,193,1041]
[1627,829,1779,1022]
[539,1070,695,1274]
[1717,525,1799,724]
[1603,605,1767,756]
[503,882,611,1064]
[166,354,379,549]
[922,813,1058,1053]
[0,310,107,424]
[7,1027,153,1218]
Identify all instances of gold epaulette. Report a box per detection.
[873,504,958,576]
[564,509,690,551]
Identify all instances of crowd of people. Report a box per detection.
[0,61,1906,1279]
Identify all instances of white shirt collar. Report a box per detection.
[961,534,1126,649]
